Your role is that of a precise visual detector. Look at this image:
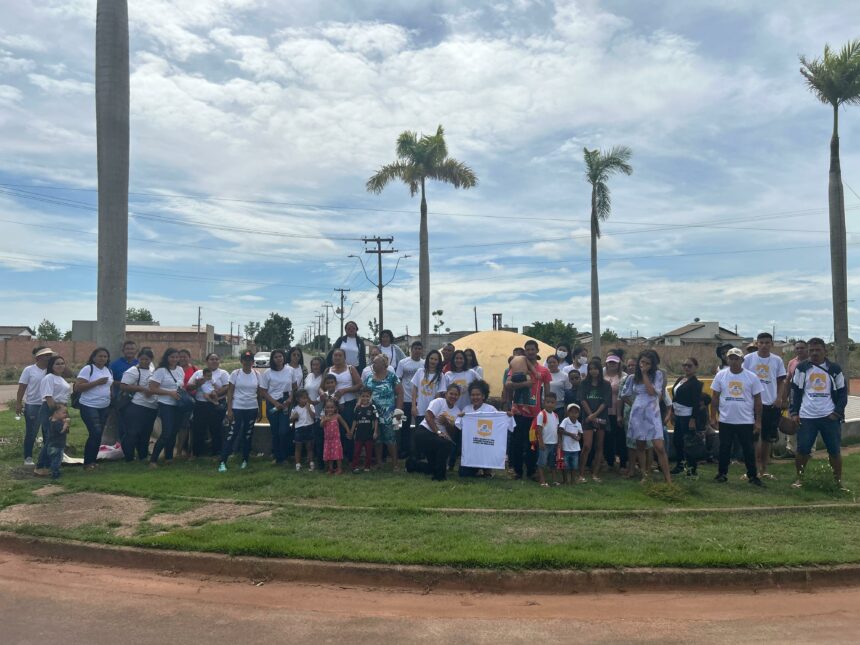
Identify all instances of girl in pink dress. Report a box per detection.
[321,398,348,474]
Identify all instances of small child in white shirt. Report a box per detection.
[199,368,219,405]
[559,403,583,484]
[535,392,560,487]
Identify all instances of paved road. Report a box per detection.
[1,551,858,644]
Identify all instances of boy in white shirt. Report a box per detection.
[742,332,786,479]
[559,403,583,484]
[535,392,560,487]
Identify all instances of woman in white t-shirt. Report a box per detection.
[119,347,158,462]
[410,349,445,426]
[546,355,571,415]
[377,329,406,369]
[35,355,72,472]
[187,352,230,459]
[219,351,261,471]
[304,356,325,467]
[147,348,188,467]
[442,350,478,410]
[74,347,113,470]
[326,347,362,462]
[328,320,367,373]
[410,383,460,481]
[463,348,484,380]
[259,349,294,465]
[454,379,505,477]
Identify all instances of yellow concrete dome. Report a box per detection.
[453,330,556,397]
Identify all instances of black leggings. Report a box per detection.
[411,428,453,481]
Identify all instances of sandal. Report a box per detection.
[540,482,549,488]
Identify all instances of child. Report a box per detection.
[507,352,533,405]
[559,403,583,484]
[350,387,378,473]
[290,389,316,471]
[535,392,560,487]
[564,369,582,410]
[320,398,349,475]
[315,374,339,468]
[199,368,220,405]
[46,403,70,480]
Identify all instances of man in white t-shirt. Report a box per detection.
[16,347,53,465]
[742,332,786,479]
[789,337,847,489]
[781,340,808,457]
[711,347,763,486]
[395,340,424,458]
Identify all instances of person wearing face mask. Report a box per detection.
[546,343,573,370]
[569,346,589,377]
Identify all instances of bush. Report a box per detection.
[802,461,847,494]
[642,480,687,503]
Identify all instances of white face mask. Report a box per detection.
[578,356,588,365]
[556,350,568,360]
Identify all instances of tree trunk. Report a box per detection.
[95,0,129,356]
[590,190,601,358]
[419,178,430,350]
[828,105,850,370]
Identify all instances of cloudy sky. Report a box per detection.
[2,0,860,342]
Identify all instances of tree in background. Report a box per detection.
[800,39,860,370]
[254,314,293,350]
[367,126,477,350]
[601,328,620,344]
[525,320,579,349]
[367,317,380,344]
[36,319,62,341]
[244,322,261,341]
[583,146,632,358]
[126,307,153,322]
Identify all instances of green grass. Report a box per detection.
[1,409,858,569]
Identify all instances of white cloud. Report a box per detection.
[28,73,93,95]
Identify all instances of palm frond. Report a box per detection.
[595,181,611,222]
[800,39,860,107]
[426,157,478,188]
[366,161,420,196]
[395,131,419,161]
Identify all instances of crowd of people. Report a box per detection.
[15,320,848,489]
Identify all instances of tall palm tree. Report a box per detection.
[95,0,130,355]
[583,146,632,357]
[800,40,860,369]
[367,126,477,349]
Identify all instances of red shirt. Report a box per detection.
[511,363,552,418]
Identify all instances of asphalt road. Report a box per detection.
[1,551,859,644]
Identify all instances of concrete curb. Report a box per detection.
[2,532,859,594]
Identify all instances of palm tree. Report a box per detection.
[583,146,632,357]
[95,0,130,355]
[367,126,477,349]
[800,40,860,369]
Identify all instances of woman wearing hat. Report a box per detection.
[219,350,261,471]
[16,347,53,466]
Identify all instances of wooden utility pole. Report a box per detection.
[362,236,396,332]
[334,288,350,339]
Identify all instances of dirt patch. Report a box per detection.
[149,503,272,530]
[32,485,64,497]
[0,492,150,535]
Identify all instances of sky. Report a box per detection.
[2,0,860,343]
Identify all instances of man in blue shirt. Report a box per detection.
[109,340,139,443]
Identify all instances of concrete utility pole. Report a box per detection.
[197,306,201,332]
[95,0,129,356]
[322,302,334,353]
[334,288,350,339]
[362,236,396,332]
[316,313,324,350]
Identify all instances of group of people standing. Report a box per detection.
[15,322,847,489]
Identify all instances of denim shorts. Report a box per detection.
[537,444,558,467]
[294,423,314,443]
[798,416,841,456]
[562,450,580,471]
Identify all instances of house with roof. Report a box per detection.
[0,326,35,341]
[652,321,746,346]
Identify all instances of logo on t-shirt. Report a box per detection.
[754,363,771,382]
[728,381,744,397]
[477,419,493,437]
[420,379,436,397]
[809,373,827,393]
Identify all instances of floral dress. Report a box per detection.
[322,416,343,461]
[364,371,400,443]
[621,370,664,442]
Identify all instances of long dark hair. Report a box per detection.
[424,349,443,385]
[463,348,479,369]
[269,349,287,371]
[634,350,660,384]
[556,343,573,366]
[450,349,467,372]
[86,347,110,365]
[46,355,65,375]
[288,346,305,369]
[585,357,604,386]
[158,347,179,370]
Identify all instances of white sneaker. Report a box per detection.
[295,463,302,471]
[309,461,316,471]
[23,457,34,466]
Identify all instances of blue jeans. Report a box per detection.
[266,401,289,463]
[798,416,842,456]
[220,408,257,464]
[23,403,42,460]
[46,424,66,478]
[150,403,181,463]
[35,403,52,468]
[79,404,110,465]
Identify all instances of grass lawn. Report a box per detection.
[1,408,858,569]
